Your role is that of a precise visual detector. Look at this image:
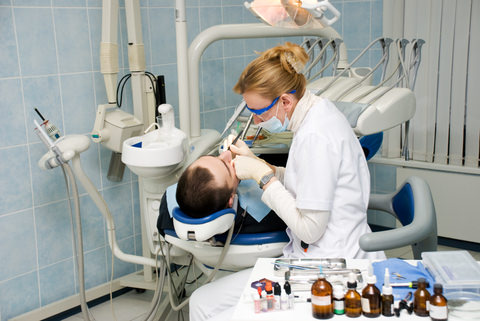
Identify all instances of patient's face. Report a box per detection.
[195,151,239,191]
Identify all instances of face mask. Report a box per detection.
[258,116,289,133]
[258,102,289,133]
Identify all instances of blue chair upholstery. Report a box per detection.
[360,176,437,259]
[359,132,383,160]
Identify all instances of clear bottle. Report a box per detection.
[265,281,275,311]
[311,271,334,319]
[361,274,381,318]
[381,268,394,317]
[345,273,362,318]
[284,281,294,309]
[333,284,345,315]
[429,283,448,321]
[413,277,430,316]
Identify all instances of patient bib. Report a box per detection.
[165,180,271,222]
[166,183,179,217]
[237,180,271,222]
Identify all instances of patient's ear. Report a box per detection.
[227,193,235,208]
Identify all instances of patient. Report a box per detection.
[156,150,287,236]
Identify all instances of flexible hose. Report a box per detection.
[61,163,92,321]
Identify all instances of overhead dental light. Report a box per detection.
[244,0,340,29]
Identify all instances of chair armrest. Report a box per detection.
[359,223,432,252]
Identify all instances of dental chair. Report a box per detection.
[361,176,437,259]
[163,205,289,272]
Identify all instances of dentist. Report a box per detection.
[189,42,385,321]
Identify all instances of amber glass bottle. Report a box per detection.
[311,272,334,319]
[361,274,381,318]
[345,273,362,318]
[429,283,448,321]
[413,277,430,316]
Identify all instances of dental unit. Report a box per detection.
[33,0,422,319]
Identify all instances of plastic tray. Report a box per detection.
[422,250,480,298]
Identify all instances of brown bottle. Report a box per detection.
[413,277,430,316]
[429,283,448,321]
[311,272,334,319]
[361,274,381,318]
[345,273,362,318]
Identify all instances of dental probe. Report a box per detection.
[251,127,263,145]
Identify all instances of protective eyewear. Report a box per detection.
[246,90,296,115]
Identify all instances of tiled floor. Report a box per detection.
[63,246,480,321]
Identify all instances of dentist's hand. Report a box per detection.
[233,156,273,185]
[222,134,256,158]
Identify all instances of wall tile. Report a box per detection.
[132,182,141,236]
[0,209,37,281]
[203,108,226,132]
[103,184,134,240]
[0,271,40,321]
[222,6,244,57]
[14,8,58,76]
[371,0,383,40]
[39,259,76,306]
[149,8,177,65]
[83,247,108,289]
[23,76,63,144]
[224,56,245,107]
[60,73,96,135]
[88,8,102,71]
[201,58,225,111]
[199,6,222,60]
[35,200,73,267]
[186,6,200,45]
[0,146,32,215]
[13,0,50,6]
[343,1,371,50]
[54,8,92,73]
[53,0,86,7]
[0,7,20,77]
[0,79,26,147]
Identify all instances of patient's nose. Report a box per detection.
[219,150,232,163]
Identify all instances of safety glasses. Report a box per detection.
[246,90,296,115]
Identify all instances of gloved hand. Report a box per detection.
[229,136,257,159]
[234,155,273,184]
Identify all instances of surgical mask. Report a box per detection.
[259,115,289,133]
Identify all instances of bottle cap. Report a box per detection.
[333,285,344,298]
[274,282,282,295]
[284,281,291,295]
[366,274,377,284]
[433,283,443,291]
[417,277,426,283]
[347,272,357,288]
[383,267,392,295]
[265,281,273,294]
[382,284,393,295]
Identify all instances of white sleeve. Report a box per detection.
[261,180,329,244]
[274,166,285,183]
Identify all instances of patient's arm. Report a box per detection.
[261,180,329,244]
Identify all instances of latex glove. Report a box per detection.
[234,155,273,184]
[222,134,256,158]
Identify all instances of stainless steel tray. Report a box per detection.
[273,258,363,292]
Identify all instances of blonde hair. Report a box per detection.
[233,42,309,100]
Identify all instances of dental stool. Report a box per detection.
[164,207,289,272]
[360,176,437,259]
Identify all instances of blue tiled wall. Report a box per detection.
[0,0,387,319]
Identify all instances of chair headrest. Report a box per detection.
[172,207,236,242]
